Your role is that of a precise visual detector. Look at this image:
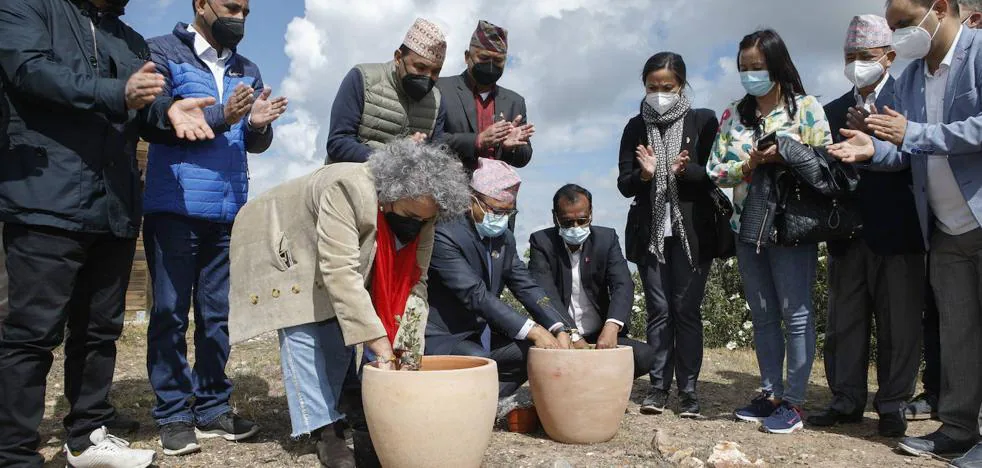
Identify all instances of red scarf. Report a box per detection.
[370,211,422,344]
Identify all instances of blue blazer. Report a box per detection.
[424,217,572,355]
[869,27,982,247]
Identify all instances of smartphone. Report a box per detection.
[756,131,778,151]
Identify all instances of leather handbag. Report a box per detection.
[709,186,736,258]
[774,176,862,246]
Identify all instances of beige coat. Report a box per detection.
[228,163,434,347]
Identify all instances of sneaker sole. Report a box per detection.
[735,413,768,423]
[905,413,935,421]
[196,425,260,441]
[762,421,804,434]
[161,441,201,456]
[896,442,959,460]
[679,411,701,419]
[640,406,666,415]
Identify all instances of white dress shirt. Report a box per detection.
[187,24,232,102]
[853,72,890,113]
[924,26,980,236]
[566,246,624,336]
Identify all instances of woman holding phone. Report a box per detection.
[706,29,832,434]
[617,52,724,419]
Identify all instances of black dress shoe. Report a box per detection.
[898,431,977,458]
[806,407,864,427]
[950,443,982,468]
[878,410,908,438]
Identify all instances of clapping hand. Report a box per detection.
[827,128,876,163]
[502,115,535,150]
[635,145,656,181]
[224,83,255,126]
[168,97,217,141]
[125,62,165,110]
[248,87,288,129]
[846,105,873,135]
[866,105,907,147]
[672,150,690,175]
[477,119,512,149]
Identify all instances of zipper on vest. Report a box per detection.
[89,19,99,71]
[756,208,770,254]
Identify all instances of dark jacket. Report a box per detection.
[424,217,573,355]
[823,78,924,256]
[0,0,177,238]
[617,107,721,264]
[527,226,633,335]
[436,72,532,171]
[738,137,860,250]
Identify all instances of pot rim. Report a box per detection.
[528,345,632,353]
[363,355,496,374]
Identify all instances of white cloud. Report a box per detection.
[252,0,888,255]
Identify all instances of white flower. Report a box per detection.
[726,341,738,350]
[744,301,751,311]
[725,258,736,268]
[728,293,740,301]
[743,321,753,330]
[702,320,711,327]
[738,330,745,337]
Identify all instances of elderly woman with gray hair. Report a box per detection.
[228,139,471,467]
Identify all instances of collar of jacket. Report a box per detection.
[70,0,123,21]
[172,21,238,55]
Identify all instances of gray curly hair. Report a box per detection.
[367,139,472,219]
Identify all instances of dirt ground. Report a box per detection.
[35,323,948,467]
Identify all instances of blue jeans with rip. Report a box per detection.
[735,241,818,406]
[145,213,234,426]
[278,320,355,437]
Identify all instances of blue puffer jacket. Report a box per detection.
[145,23,273,223]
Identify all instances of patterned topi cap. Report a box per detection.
[403,17,447,63]
[471,158,520,204]
[844,14,892,52]
[470,20,508,54]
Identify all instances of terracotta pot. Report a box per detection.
[362,355,498,468]
[527,346,634,444]
[506,406,539,433]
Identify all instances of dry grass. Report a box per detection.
[35,323,947,467]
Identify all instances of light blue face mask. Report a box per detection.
[475,212,510,238]
[559,226,591,246]
[740,70,776,97]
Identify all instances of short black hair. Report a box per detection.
[641,52,688,89]
[887,0,959,13]
[553,184,592,211]
[736,29,806,130]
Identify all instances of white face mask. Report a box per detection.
[645,92,680,115]
[893,0,942,59]
[844,55,887,89]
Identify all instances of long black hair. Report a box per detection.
[736,29,805,130]
[641,52,688,89]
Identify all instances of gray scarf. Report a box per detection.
[641,95,694,266]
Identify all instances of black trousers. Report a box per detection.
[582,332,656,379]
[0,223,135,466]
[922,279,941,398]
[450,333,531,398]
[638,238,711,395]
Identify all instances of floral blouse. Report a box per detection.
[706,94,832,232]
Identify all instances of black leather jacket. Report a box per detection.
[738,136,860,251]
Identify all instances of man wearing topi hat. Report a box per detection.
[325,17,449,163]
[809,14,926,439]
[424,158,573,399]
[437,20,535,172]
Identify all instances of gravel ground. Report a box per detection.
[35,323,948,467]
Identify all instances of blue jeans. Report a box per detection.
[145,213,234,426]
[736,241,818,406]
[278,320,355,437]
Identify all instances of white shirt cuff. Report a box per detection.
[515,319,536,340]
[605,319,624,330]
[548,323,565,333]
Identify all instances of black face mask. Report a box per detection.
[470,61,503,86]
[385,212,424,244]
[398,59,435,102]
[105,0,130,11]
[207,1,245,50]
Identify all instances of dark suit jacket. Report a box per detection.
[617,107,720,265]
[436,72,532,171]
[823,76,924,256]
[527,226,633,335]
[424,217,572,355]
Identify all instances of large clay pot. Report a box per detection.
[527,346,634,444]
[362,355,498,468]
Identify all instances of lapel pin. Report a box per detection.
[686,137,691,144]
[491,251,500,259]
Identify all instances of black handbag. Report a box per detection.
[709,186,736,258]
[774,177,862,246]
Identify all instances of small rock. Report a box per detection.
[670,448,696,464]
[681,457,706,468]
[707,441,767,467]
[651,429,681,457]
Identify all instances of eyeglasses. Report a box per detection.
[555,216,592,229]
[474,196,518,217]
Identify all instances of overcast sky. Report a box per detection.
[127,0,894,255]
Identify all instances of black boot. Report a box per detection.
[316,423,354,468]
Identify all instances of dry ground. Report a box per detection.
[34,323,948,467]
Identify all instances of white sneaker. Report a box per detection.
[64,426,156,468]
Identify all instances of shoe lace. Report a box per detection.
[751,391,773,404]
[103,432,131,449]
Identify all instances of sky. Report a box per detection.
[125,0,897,255]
